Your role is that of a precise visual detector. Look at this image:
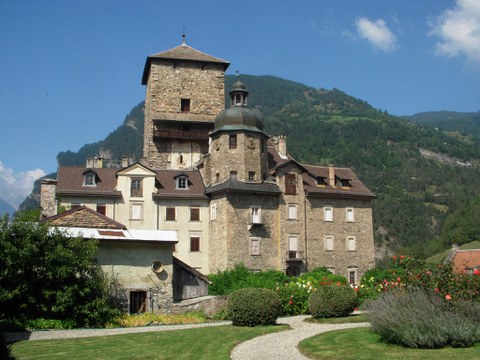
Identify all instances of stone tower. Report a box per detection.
[141,37,230,169]
[207,79,270,184]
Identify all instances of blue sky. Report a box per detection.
[1,0,479,210]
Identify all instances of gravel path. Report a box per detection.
[231,315,370,360]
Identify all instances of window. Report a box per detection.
[347,236,356,251]
[346,208,354,222]
[166,207,176,221]
[210,203,217,221]
[324,206,333,222]
[229,134,237,149]
[230,171,237,180]
[190,236,200,252]
[83,172,96,187]
[248,171,256,181]
[285,173,296,195]
[341,178,352,188]
[181,98,190,112]
[250,206,262,224]
[129,291,147,314]
[250,237,260,256]
[287,204,297,220]
[190,207,200,221]
[176,176,188,189]
[288,235,299,259]
[131,178,143,197]
[316,177,327,186]
[130,203,143,220]
[96,204,106,216]
[347,268,358,285]
[325,235,334,251]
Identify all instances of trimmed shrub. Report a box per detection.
[366,287,480,348]
[308,285,358,318]
[227,288,281,326]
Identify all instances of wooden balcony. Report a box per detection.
[153,129,210,140]
[285,250,304,262]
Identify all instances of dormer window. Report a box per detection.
[83,172,96,187]
[181,98,190,112]
[175,173,189,190]
[316,177,327,187]
[131,178,143,197]
[340,178,352,188]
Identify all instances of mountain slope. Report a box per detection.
[19,75,480,259]
[405,111,480,138]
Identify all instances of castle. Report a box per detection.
[41,39,375,310]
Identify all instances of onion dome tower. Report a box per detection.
[208,76,269,184]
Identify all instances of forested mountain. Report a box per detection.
[20,75,480,260]
[405,111,480,137]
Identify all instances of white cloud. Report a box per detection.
[0,161,45,210]
[429,0,480,64]
[355,16,397,52]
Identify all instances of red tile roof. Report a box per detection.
[43,205,126,229]
[154,170,207,199]
[57,167,122,198]
[451,250,480,273]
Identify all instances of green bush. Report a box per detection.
[208,264,288,295]
[366,287,480,348]
[227,288,281,326]
[308,285,358,318]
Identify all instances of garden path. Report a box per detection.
[230,315,370,360]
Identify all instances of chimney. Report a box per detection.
[93,156,103,168]
[40,179,57,219]
[86,158,94,168]
[328,164,336,187]
[278,135,287,159]
[122,156,129,168]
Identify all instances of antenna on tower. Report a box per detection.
[182,26,186,45]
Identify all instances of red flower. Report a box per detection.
[393,255,397,260]
[400,255,405,260]
[289,300,293,305]
[435,288,440,293]
[445,294,452,301]
[397,277,401,282]
[473,269,480,275]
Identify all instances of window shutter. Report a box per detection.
[166,207,176,221]
[190,208,200,221]
[190,236,200,252]
[285,173,296,195]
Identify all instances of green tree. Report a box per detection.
[0,213,118,328]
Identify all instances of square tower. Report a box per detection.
[141,40,229,170]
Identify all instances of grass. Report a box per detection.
[11,324,288,360]
[298,327,480,360]
[304,313,369,324]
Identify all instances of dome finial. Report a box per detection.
[235,70,240,80]
[182,26,186,46]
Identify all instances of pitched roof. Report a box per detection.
[267,145,375,199]
[450,249,480,273]
[55,227,177,244]
[154,170,208,200]
[43,205,127,229]
[57,167,122,198]
[205,178,281,196]
[302,164,376,199]
[142,44,230,84]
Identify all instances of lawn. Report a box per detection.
[11,324,287,360]
[298,327,480,360]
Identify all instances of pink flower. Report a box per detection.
[397,277,401,282]
[393,255,397,260]
[289,300,293,305]
[400,255,405,260]
[445,294,452,301]
[435,288,440,293]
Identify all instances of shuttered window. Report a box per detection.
[190,236,200,252]
[190,207,200,221]
[285,173,296,195]
[166,207,176,221]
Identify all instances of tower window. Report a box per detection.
[229,135,237,149]
[181,99,190,112]
[248,171,256,181]
[230,171,237,180]
[285,173,296,195]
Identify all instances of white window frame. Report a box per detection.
[83,173,96,187]
[347,267,358,285]
[287,204,298,220]
[346,207,354,222]
[210,203,217,221]
[325,235,334,251]
[347,236,356,251]
[250,237,261,256]
[250,206,262,224]
[130,202,143,220]
[176,177,188,190]
[324,205,333,222]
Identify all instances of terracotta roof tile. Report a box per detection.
[43,205,126,229]
[451,250,480,273]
